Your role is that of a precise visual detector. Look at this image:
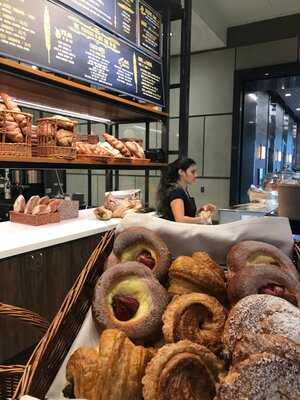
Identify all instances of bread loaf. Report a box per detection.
[103,133,131,157]
[56,129,73,147]
[48,198,63,213]
[0,92,28,135]
[32,204,51,216]
[51,115,74,130]
[125,141,145,158]
[24,196,40,214]
[13,195,26,213]
[38,196,50,205]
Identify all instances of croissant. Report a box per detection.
[162,293,227,353]
[103,133,131,157]
[142,340,223,400]
[168,252,227,303]
[66,329,154,400]
[216,335,300,400]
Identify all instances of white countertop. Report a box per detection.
[0,209,121,260]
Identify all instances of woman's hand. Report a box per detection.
[198,203,217,213]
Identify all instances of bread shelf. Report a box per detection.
[0,156,167,170]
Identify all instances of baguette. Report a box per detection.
[103,133,131,157]
[125,141,145,158]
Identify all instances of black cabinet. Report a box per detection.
[0,233,104,362]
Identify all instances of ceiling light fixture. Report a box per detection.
[296,108,300,111]
[285,93,292,97]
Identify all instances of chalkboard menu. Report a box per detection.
[115,0,137,45]
[65,0,115,28]
[0,0,164,106]
[139,0,161,57]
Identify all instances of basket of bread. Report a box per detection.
[75,133,150,164]
[0,93,32,158]
[10,195,79,225]
[94,190,143,220]
[36,116,77,160]
[13,225,300,399]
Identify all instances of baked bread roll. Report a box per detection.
[222,294,300,358]
[66,329,154,400]
[24,196,40,214]
[142,340,223,400]
[51,115,74,130]
[105,227,171,282]
[48,198,63,213]
[13,195,26,213]
[227,240,298,280]
[162,293,227,353]
[125,141,145,158]
[56,129,73,147]
[92,262,170,342]
[97,141,122,157]
[103,133,131,157]
[168,252,227,303]
[216,335,300,400]
[227,263,300,306]
[38,196,50,206]
[0,92,28,134]
[32,205,51,216]
[94,206,113,221]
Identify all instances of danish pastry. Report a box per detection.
[168,252,227,303]
[227,240,298,280]
[162,293,226,353]
[227,263,300,306]
[92,262,170,341]
[142,340,223,400]
[105,227,171,282]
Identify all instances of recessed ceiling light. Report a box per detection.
[265,73,270,76]
[248,93,258,101]
[296,108,300,111]
[285,93,292,97]
[282,85,285,90]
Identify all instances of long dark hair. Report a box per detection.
[157,158,196,218]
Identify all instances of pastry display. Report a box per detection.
[103,133,131,157]
[105,227,171,282]
[92,262,170,341]
[142,340,223,400]
[66,329,154,400]
[227,263,300,306]
[227,240,299,280]
[216,335,300,400]
[168,252,226,303]
[222,294,300,358]
[162,293,226,353]
[62,230,300,400]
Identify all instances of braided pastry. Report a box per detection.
[168,252,227,303]
[162,293,226,353]
[103,133,131,157]
[66,329,154,400]
[142,340,223,400]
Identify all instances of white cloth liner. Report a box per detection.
[45,215,294,398]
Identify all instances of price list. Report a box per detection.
[139,0,161,57]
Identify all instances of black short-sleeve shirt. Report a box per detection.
[162,187,197,221]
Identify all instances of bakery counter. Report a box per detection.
[0,208,120,260]
[0,209,120,362]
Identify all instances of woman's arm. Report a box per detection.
[170,199,205,224]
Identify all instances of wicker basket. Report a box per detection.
[75,134,99,144]
[0,303,49,400]
[9,211,60,226]
[36,117,76,160]
[14,230,114,399]
[0,111,32,158]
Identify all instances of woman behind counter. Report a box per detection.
[157,158,216,223]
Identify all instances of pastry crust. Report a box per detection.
[105,227,171,282]
[13,194,26,213]
[222,294,300,358]
[215,341,300,400]
[66,329,154,400]
[227,240,298,280]
[227,263,300,306]
[168,253,227,303]
[162,293,227,353]
[142,340,223,400]
[92,262,170,341]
